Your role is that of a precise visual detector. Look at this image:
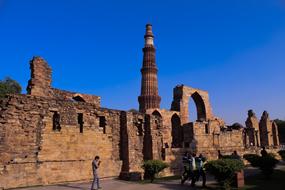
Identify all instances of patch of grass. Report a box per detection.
[242,169,285,190]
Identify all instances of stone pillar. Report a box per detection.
[245,110,260,147]
[272,121,280,146]
[26,57,52,97]
[259,111,273,147]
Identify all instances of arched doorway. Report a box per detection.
[188,98,197,122]
[171,114,183,148]
[191,92,206,121]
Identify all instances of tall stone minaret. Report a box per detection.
[138,24,161,113]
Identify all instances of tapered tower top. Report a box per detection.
[144,24,154,46]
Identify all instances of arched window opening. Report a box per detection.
[188,98,197,122]
[73,95,86,102]
[190,92,206,122]
[152,110,162,118]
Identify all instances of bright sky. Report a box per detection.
[0,0,284,124]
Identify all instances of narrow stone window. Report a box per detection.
[52,111,61,131]
[78,113,84,133]
[99,116,106,134]
[136,119,144,136]
[205,124,209,134]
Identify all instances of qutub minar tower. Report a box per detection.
[138,24,161,112]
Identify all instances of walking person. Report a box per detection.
[190,152,198,187]
[181,152,192,185]
[181,152,190,184]
[91,156,102,190]
[196,154,207,187]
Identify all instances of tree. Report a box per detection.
[0,77,22,98]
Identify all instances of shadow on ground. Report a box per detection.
[242,169,285,190]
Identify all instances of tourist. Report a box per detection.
[91,156,102,190]
[181,152,189,184]
[181,152,192,185]
[190,152,198,187]
[196,154,207,187]
[261,146,268,157]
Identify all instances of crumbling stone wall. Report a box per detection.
[27,57,52,97]
[0,94,122,189]
[52,88,100,106]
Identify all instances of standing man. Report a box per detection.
[91,156,102,190]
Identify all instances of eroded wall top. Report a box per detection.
[25,56,100,106]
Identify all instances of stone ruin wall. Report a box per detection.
[0,94,122,188]
[0,93,166,188]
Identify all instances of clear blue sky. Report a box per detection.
[0,0,284,124]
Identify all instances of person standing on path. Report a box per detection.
[91,156,102,190]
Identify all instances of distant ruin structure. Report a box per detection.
[0,24,280,189]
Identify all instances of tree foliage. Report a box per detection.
[0,77,22,98]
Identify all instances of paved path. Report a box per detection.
[16,178,213,190]
[14,163,285,190]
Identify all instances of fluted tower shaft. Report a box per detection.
[138,24,161,112]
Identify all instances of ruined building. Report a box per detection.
[0,24,280,189]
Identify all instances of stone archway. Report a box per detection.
[152,110,162,118]
[171,85,213,124]
[190,92,206,121]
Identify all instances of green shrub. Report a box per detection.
[243,154,260,167]
[278,150,285,161]
[205,159,244,189]
[244,153,279,179]
[142,160,169,182]
[259,154,279,178]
